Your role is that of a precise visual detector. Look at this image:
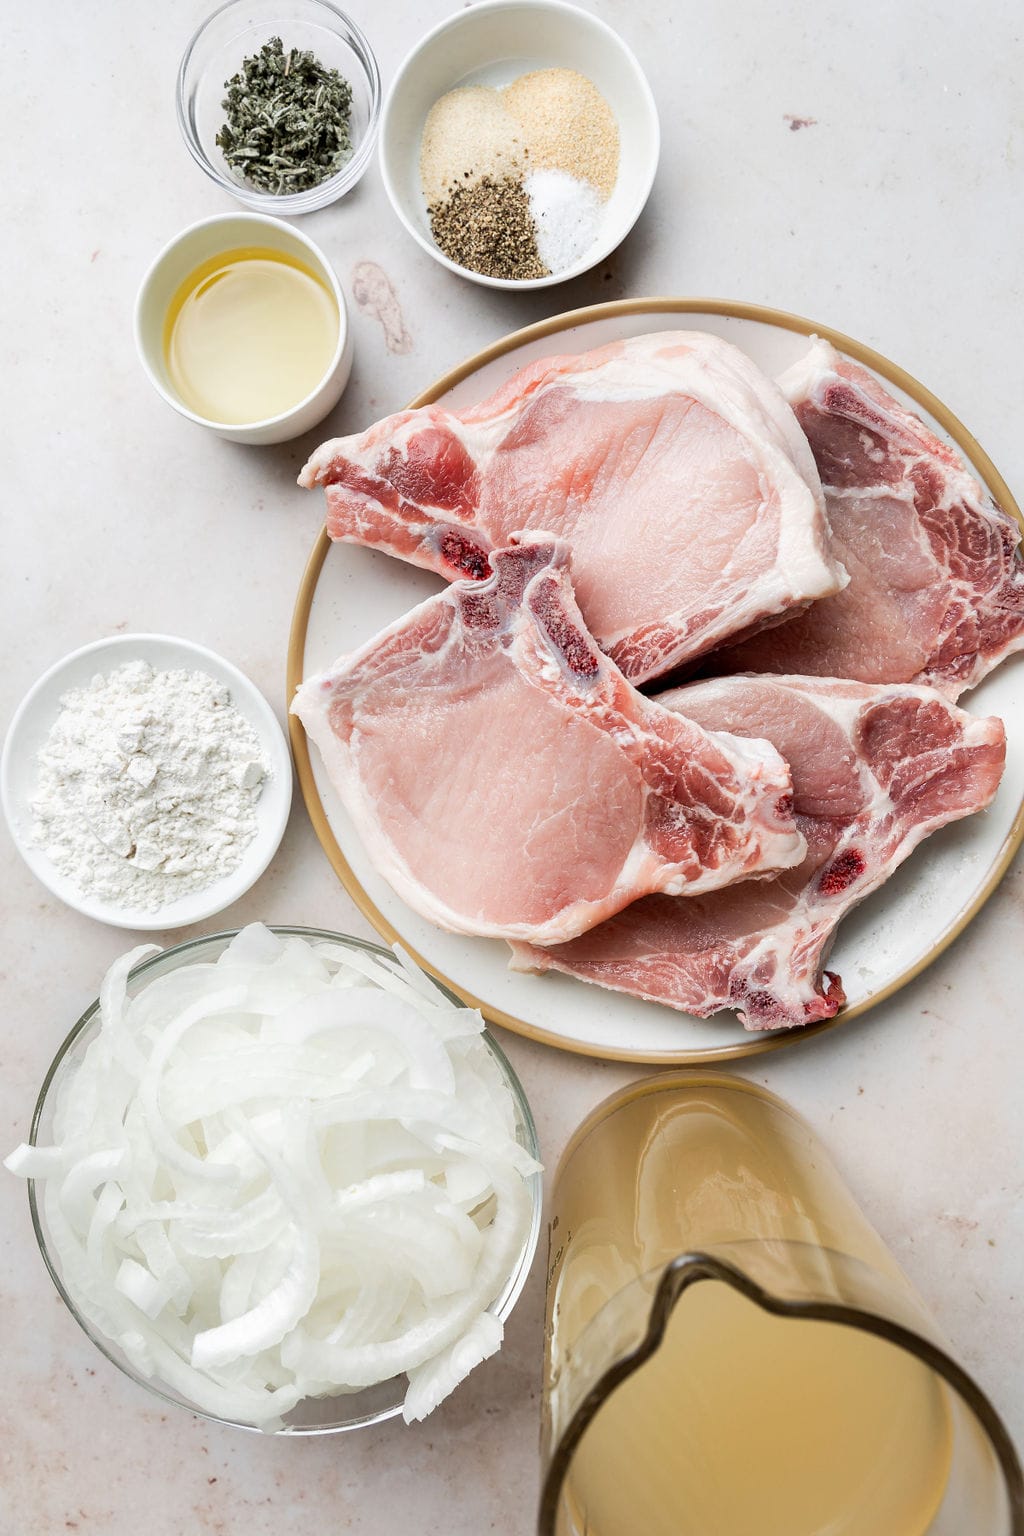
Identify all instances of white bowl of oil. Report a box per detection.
[134,212,352,445]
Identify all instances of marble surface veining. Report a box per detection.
[2,1,1022,1532]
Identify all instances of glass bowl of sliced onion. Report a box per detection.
[11,925,542,1432]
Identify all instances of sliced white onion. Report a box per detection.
[133,1222,194,1314]
[217,923,285,969]
[4,1143,63,1178]
[191,1224,320,1369]
[174,1187,288,1259]
[99,943,160,1074]
[403,1310,504,1424]
[8,923,538,1427]
[115,1257,173,1319]
[59,1149,126,1231]
[332,1169,426,1210]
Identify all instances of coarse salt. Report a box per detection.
[526,168,602,274]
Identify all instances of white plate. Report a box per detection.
[289,300,1024,1062]
[3,633,293,931]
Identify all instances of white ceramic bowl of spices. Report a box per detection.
[1,635,293,931]
[135,212,353,445]
[379,0,659,289]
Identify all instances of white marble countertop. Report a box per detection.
[3,1,1022,1531]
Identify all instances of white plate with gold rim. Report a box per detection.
[288,298,1024,1064]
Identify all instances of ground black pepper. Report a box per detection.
[427,176,549,281]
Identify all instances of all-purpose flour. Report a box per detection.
[31,660,268,912]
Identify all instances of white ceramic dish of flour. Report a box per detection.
[378,0,660,290]
[2,635,293,931]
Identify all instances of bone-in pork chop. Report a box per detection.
[510,674,1005,1025]
[292,541,805,947]
[299,332,846,685]
[714,339,1024,696]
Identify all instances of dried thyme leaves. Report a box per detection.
[216,37,354,196]
[428,176,549,281]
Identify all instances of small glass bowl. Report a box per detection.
[177,0,382,214]
[26,927,542,1434]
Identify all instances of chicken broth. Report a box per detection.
[558,1278,952,1536]
[163,247,338,425]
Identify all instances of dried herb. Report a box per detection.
[217,37,354,195]
[428,176,549,281]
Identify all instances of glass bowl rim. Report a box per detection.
[175,0,383,214]
[26,924,543,1434]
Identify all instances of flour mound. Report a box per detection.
[31,660,268,912]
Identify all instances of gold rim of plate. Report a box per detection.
[287,296,1024,1065]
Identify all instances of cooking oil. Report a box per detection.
[163,246,338,424]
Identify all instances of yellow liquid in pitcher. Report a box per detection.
[561,1279,952,1536]
[163,247,338,424]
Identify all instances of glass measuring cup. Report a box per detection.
[540,1072,1022,1536]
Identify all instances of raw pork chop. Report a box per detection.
[292,540,805,946]
[511,674,1005,1027]
[299,332,846,685]
[714,339,1024,696]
